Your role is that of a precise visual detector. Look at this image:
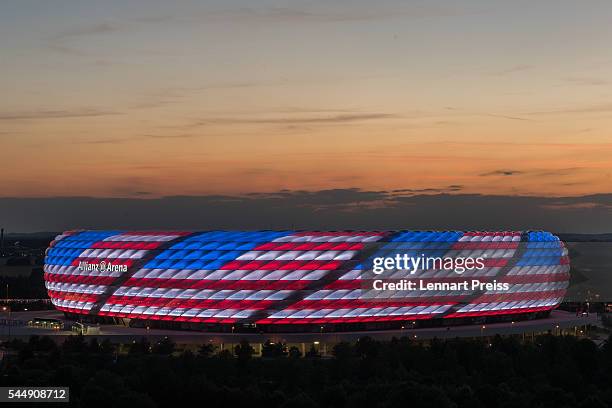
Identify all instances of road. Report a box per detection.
[0,309,601,344]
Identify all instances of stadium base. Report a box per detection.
[1,310,601,355]
[63,309,554,333]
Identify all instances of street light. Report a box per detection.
[5,284,10,339]
[5,305,11,339]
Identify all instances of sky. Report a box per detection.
[1,1,612,231]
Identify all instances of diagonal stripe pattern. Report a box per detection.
[44,230,569,325]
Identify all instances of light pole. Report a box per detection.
[5,284,10,339]
[1,305,6,337]
[3,305,11,339]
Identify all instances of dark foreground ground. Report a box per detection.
[1,333,612,408]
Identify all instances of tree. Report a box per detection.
[100,338,116,354]
[88,337,101,352]
[235,339,254,362]
[355,336,380,360]
[198,343,215,357]
[305,344,320,358]
[62,335,87,353]
[332,342,353,361]
[129,338,151,355]
[29,335,58,353]
[288,346,302,359]
[152,337,175,355]
[261,340,287,358]
[280,393,319,408]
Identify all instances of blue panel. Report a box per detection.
[204,260,225,269]
[186,260,207,270]
[219,251,242,260]
[169,250,189,260]
[217,242,239,250]
[172,260,190,269]
[200,251,222,260]
[185,250,204,260]
[200,242,221,250]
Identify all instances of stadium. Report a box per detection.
[43,230,570,333]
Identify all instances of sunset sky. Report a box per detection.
[2,0,612,198]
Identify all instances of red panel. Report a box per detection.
[91,241,162,250]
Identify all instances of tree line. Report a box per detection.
[1,333,611,408]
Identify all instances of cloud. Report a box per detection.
[483,113,531,121]
[3,189,612,233]
[210,6,400,23]
[46,44,89,56]
[44,3,471,56]
[45,22,123,56]
[146,82,264,101]
[480,170,524,177]
[528,103,612,115]
[536,167,583,177]
[73,134,197,144]
[74,138,131,145]
[141,134,196,140]
[197,113,399,126]
[51,22,122,40]
[563,77,609,86]
[488,64,534,76]
[479,168,582,177]
[390,185,464,194]
[138,4,472,26]
[44,2,474,58]
[194,82,262,90]
[43,3,482,58]
[276,107,360,114]
[429,106,531,122]
[132,81,304,110]
[0,109,121,121]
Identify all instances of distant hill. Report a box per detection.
[5,232,59,239]
[3,231,612,242]
[558,233,612,242]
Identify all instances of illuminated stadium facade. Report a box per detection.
[43,230,570,332]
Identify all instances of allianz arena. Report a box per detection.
[43,230,570,332]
